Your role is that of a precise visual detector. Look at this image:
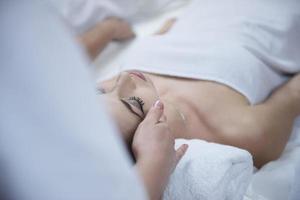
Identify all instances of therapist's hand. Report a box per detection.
[79,17,135,60]
[133,100,188,200]
[104,17,136,41]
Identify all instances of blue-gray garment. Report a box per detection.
[0,1,146,200]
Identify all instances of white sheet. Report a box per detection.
[54,0,188,34]
[244,117,300,200]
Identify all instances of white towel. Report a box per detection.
[163,139,253,200]
[120,0,300,104]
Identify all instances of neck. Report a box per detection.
[160,95,191,138]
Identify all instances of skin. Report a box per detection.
[100,70,300,168]
[100,71,160,145]
[78,17,136,60]
[133,101,188,200]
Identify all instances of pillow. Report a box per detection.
[163,139,253,200]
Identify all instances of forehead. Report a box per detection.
[98,74,120,92]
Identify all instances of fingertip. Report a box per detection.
[153,100,164,110]
[144,100,164,123]
[183,144,189,151]
[179,144,189,154]
[175,144,189,163]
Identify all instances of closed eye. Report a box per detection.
[121,97,145,119]
[128,96,145,114]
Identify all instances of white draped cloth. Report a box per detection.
[0,1,146,199]
[51,0,185,34]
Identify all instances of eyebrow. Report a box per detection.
[120,100,143,120]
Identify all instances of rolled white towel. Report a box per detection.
[163,139,253,200]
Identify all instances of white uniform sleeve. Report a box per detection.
[0,1,146,200]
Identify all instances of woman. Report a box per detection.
[81,0,300,168]
[100,67,300,168]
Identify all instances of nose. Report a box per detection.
[114,72,136,94]
[98,72,135,94]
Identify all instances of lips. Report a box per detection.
[129,71,147,81]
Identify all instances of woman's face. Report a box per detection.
[99,71,159,143]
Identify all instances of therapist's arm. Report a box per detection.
[78,17,135,60]
[133,101,188,200]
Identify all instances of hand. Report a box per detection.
[103,17,136,41]
[133,100,187,170]
[133,100,188,200]
[155,18,177,35]
[78,17,135,60]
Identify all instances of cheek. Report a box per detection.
[117,113,140,141]
[105,101,139,140]
[140,90,159,114]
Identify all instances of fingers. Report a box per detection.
[119,24,136,40]
[106,17,136,41]
[174,144,188,165]
[126,26,136,38]
[144,100,164,124]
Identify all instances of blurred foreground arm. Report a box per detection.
[133,101,188,200]
[0,1,145,199]
[78,17,135,60]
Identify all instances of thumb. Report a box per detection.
[174,144,189,165]
[144,100,164,124]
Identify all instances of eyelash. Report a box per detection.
[129,96,145,113]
